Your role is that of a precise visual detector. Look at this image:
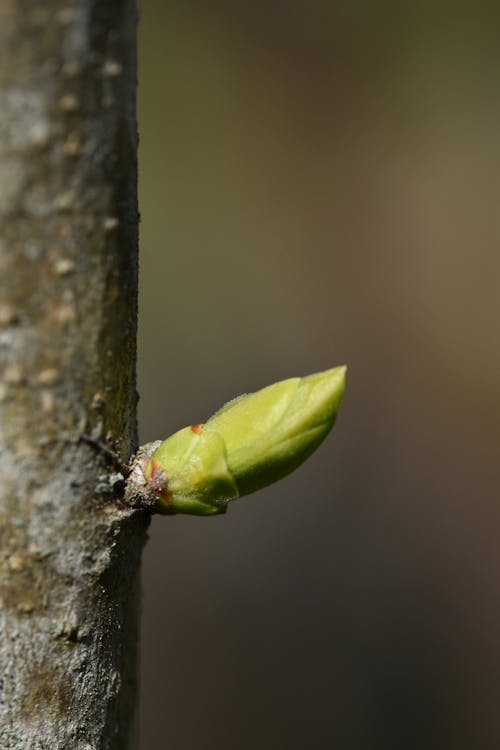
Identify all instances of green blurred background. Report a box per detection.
[138,3,500,748]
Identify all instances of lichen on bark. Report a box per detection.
[0,2,146,748]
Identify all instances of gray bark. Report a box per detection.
[0,2,147,748]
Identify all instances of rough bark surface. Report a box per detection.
[0,2,147,748]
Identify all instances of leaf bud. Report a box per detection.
[144,366,346,515]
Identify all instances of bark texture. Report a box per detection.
[0,2,147,748]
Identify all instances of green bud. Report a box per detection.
[144,366,346,515]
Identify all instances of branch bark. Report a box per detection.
[0,2,146,748]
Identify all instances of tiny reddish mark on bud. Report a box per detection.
[190,423,204,435]
[145,458,169,499]
[146,458,173,506]
[148,459,166,483]
[158,488,174,506]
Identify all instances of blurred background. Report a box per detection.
[138,3,500,748]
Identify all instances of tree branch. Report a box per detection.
[0,2,146,747]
